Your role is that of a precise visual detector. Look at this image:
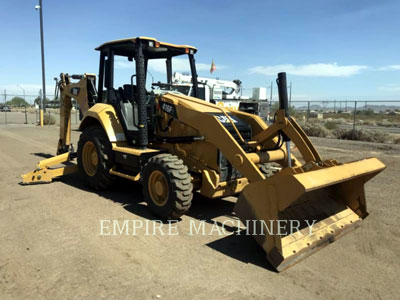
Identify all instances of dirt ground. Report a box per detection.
[0,124,399,300]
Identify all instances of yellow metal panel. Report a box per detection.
[109,168,140,181]
[95,37,197,51]
[112,145,160,155]
[80,103,126,142]
[294,158,385,190]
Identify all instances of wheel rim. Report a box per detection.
[82,141,98,176]
[148,170,168,206]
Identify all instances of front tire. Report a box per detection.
[142,154,193,220]
[77,126,115,190]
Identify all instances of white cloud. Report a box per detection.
[249,63,368,77]
[377,65,400,71]
[378,84,400,92]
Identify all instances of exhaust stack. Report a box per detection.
[277,72,292,167]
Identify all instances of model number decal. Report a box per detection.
[215,115,238,124]
[159,101,177,118]
[70,87,80,96]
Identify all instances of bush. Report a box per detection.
[362,119,376,126]
[335,118,346,124]
[324,121,338,130]
[333,129,389,143]
[44,113,56,125]
[6,97,30,107]
[376,120,400,128]
[301,123,329,138]
[363,109,375,116]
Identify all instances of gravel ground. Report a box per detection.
[0,125,399,300]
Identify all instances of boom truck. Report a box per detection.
[169,72,268,115]
[21,37,385,271]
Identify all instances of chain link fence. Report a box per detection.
[1,91,80,126]
[265,100,400,143]
[266,100,400,130]
[0,107,81,126]
[2,92,400,142]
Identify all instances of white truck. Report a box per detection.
[170,72,268,116]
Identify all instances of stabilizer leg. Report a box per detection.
[21,152,78,185]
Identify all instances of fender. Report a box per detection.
[79,103,126,142]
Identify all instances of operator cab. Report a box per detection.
[95,37,198,148]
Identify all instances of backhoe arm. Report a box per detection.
[56,73,96,154]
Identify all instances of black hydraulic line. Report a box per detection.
[155,136,204,144]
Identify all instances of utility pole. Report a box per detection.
[3,90,7,124]
[39,89,43,126]
[353,101,357,131]
[289,81,292,107]
[36,0,46,126]
[268,82,273,124]
[270,81,273,102]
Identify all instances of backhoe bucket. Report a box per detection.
[234,157,385,272]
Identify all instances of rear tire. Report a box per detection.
[77,126,115,190]
[142,154,193,220]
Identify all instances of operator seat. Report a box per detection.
[108,88,138,132]
[123,84,137,103]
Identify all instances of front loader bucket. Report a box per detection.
[234,157,385,272]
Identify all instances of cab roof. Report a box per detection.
[95,36,197,59]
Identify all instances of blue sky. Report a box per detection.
[1,0,400,102]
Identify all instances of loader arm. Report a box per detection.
[158,93,266,182]
[158,92,313,183]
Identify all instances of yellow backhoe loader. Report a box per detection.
[21,37,385,271]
